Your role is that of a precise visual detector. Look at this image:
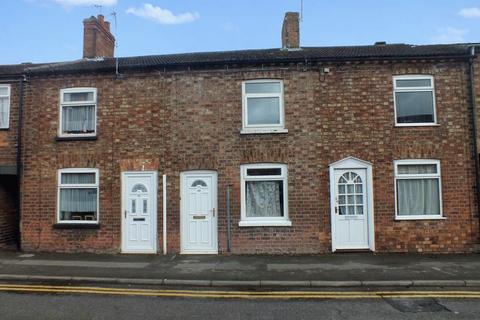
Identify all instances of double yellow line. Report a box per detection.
[0,284,479,299]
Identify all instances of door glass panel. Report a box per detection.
[132,183,147,193]
[347,195,354,204]
[131,199,136,213]
[338,171,364,215]
[143,199,147,214]
[191,180,207,187]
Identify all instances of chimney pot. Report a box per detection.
[82,15,115,59]
[282,12,300,49]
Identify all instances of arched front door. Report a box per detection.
[329,157,375,252]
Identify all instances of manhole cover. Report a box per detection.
[384,298,450,313]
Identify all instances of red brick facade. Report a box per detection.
[0,80,20,249]
[18,58,480,254]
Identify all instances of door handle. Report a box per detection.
[124,210,127,219]
[212,208,216,217]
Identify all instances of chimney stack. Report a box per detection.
[281,12,300,49]
[83,15,115,59]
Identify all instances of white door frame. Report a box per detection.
[329,157,375,252]
[121,171,158,254]
[180,170,218,254]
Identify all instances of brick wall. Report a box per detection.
[0,82,19,167]
[0,177,18,249]
[0,81,20,249]
[20,59,480,253]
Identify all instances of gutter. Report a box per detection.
[468,46,480,236]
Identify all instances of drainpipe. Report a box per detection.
[16,75,26,250]
[226,184,232,252]
[468,46,480,236]
[163,174,167,255]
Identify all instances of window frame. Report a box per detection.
[0,84,11,129]
[59,87,97,138]
[241,79,287,134]
[57,168,100,224]
[394,159,444,220]
[393,75,437,127]
[239,163,291,227]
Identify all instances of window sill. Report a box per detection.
[56,136,97,141]
[395,216,445,221]
[0,128,9,131]
[240,128,288,135]
[53,223,100,229]
[395,123,440,128]
[238,220,292,227]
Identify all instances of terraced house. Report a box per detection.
[1,12,480,254]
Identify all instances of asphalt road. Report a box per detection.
[0,290,479,320]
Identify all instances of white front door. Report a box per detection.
[332,168,370,250]
[122,172,157,253]
[181,171,218,254]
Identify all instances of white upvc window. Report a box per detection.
[239,163,291,227]
[0,84,11,129]
[59,88,97,137]
[57,168,99,224]
[393,75,437,126]
[241,80,287,134]
[394,160,444,220]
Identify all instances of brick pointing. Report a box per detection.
[0,177,18,249]
[282,12,300,49]
[83,15,115,59]
[20,59,479,254]
[0,81,20,249]
[0,82,19,167]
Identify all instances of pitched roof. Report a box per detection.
[4,43,478,76]
[0,63,43,76]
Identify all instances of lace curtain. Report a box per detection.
[397,179,439,215]
[0,97,8,128]
[62,105,95,133]
[246,181,282,217]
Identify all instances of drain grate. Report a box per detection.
[384,298,451,313]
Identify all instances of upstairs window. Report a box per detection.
[59,88,97,137]
[241,80,286,133]
[58,169,99,223]
[239,163,291,227]
[393,75,436,126]
[394,160,443,220]
[0,85,11,129]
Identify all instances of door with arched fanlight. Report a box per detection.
[329,157,375,251]
[180,171,218,254]
[122,172,157,253]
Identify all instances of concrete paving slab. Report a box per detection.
[310,281,362,287]
[412,280,466,287]
[211,280,261,287]
[261,280,311,287]
[362,280,413,287]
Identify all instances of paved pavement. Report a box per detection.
[0,251,478,287]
